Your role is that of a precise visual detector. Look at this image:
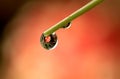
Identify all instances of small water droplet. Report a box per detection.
[40,33,58,50]
[62,22,71,29]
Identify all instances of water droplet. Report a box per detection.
[40,33,58,50]
[62,22,71,29]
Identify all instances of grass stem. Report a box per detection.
[43,0,104,36]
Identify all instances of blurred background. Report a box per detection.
[0,0,120,79]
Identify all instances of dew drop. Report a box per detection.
[40,33,58,50]
[62,22,71,29]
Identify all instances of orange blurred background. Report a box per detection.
[1,0,120,79]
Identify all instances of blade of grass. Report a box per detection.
[43,0,104,36]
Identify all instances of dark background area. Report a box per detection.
[0,0,26,39]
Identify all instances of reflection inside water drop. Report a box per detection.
[62,22,71,29]
[40,33,58,50]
